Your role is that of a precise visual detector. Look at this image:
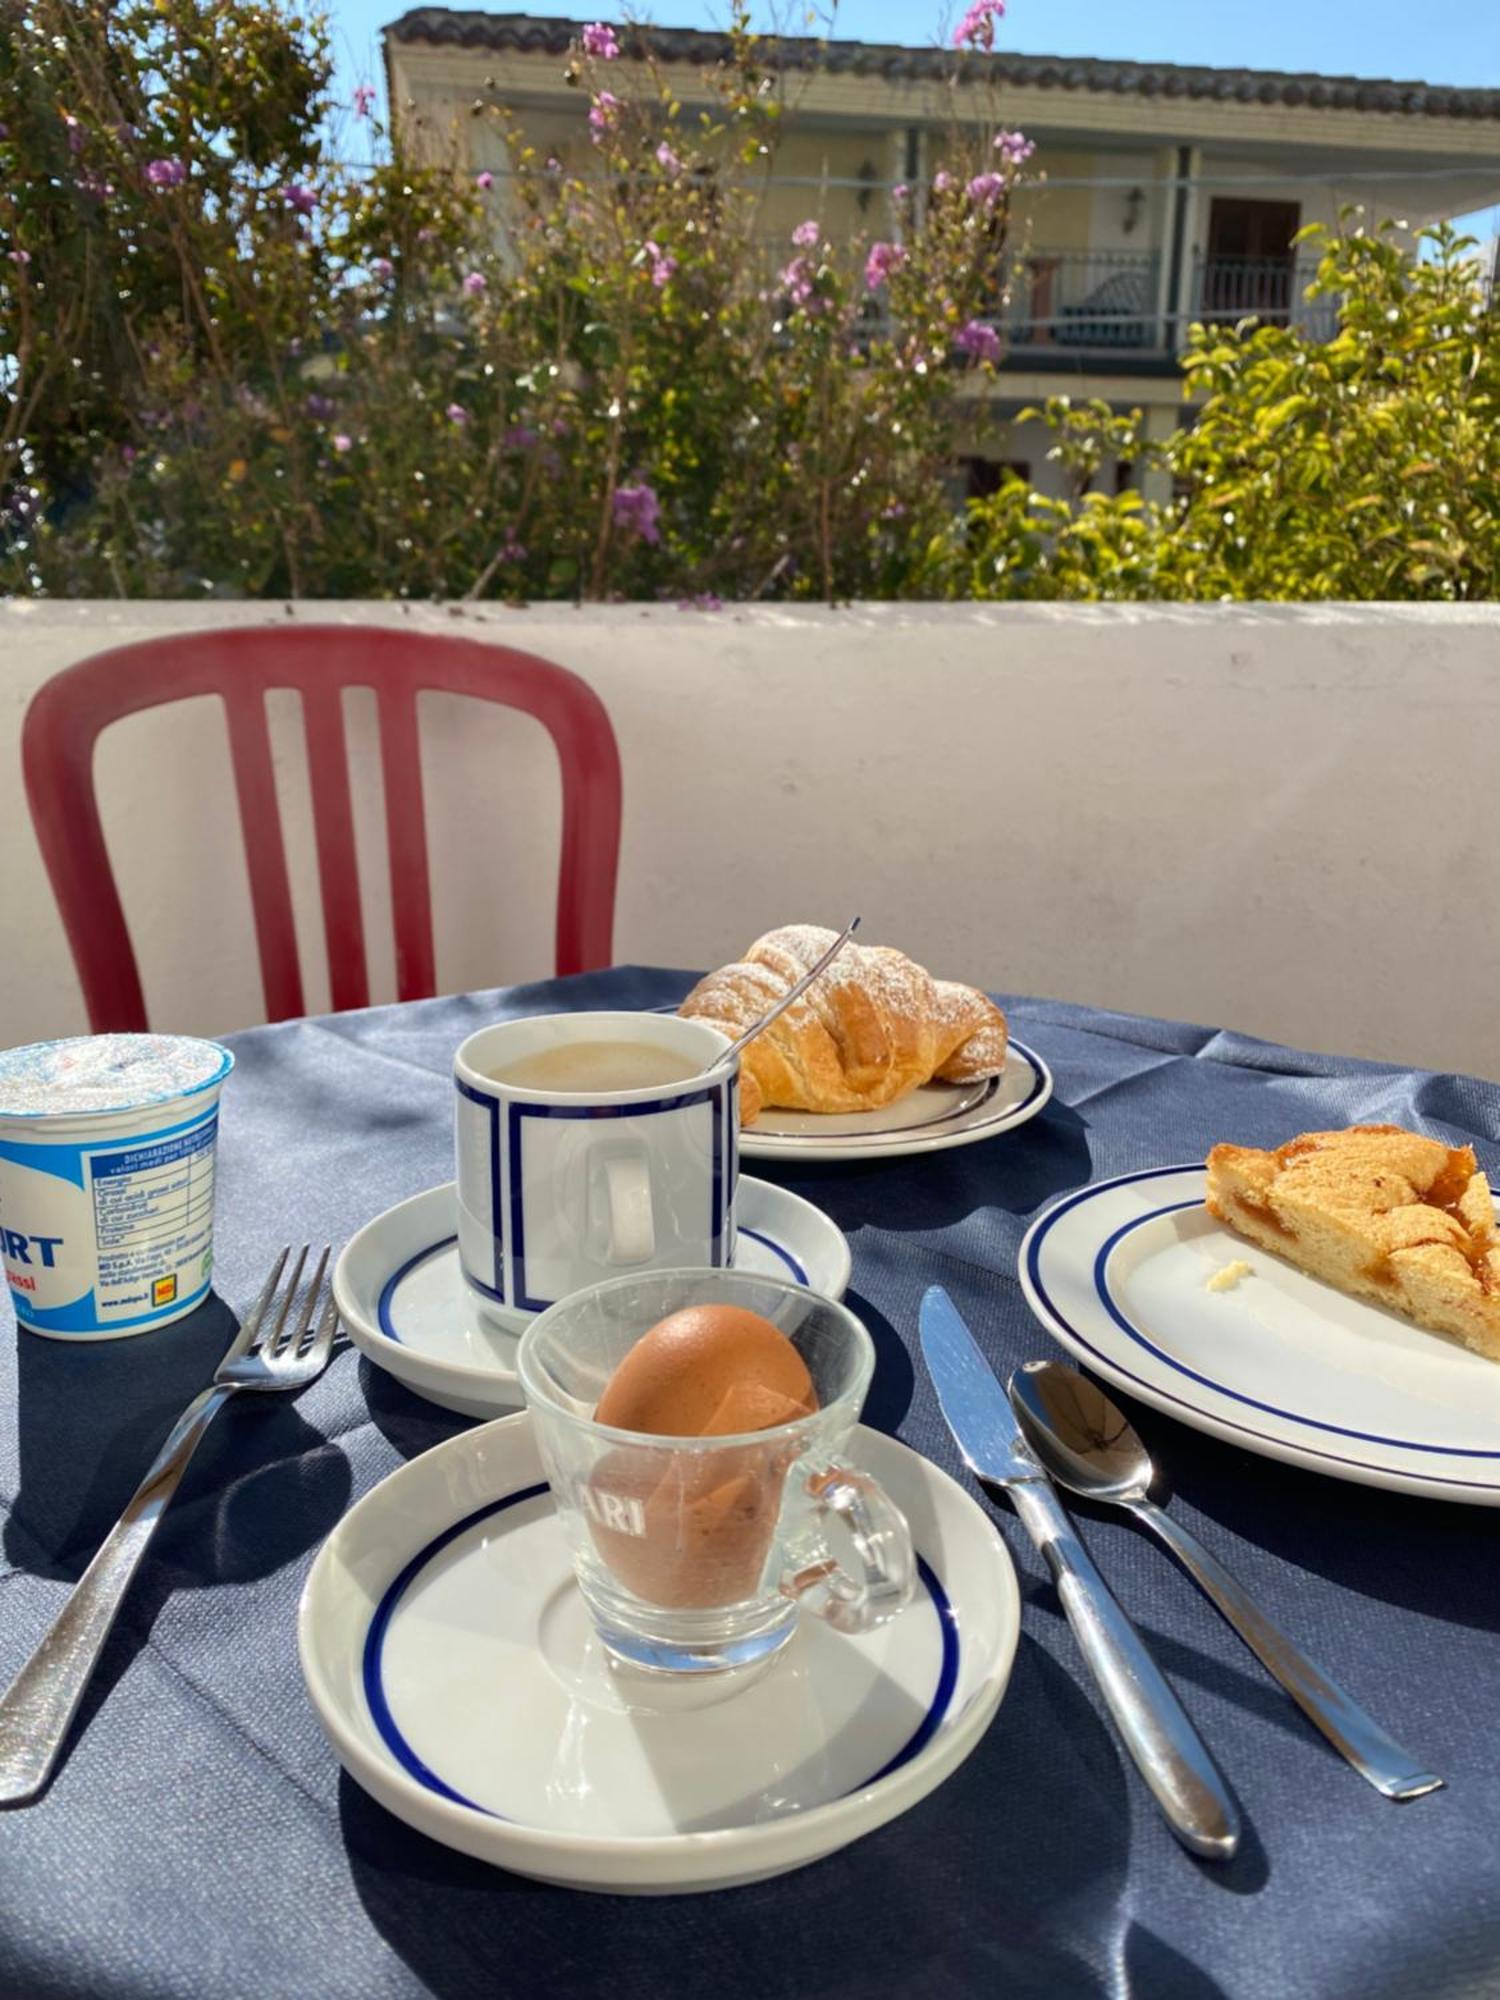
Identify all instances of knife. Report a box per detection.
[919,1285,1241,1862]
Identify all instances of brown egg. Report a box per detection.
[595,1303,817,1437]
[585,1450,784,1608]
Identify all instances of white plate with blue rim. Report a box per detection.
[298,1410,1020,1893]
[740,1041,1053,1162]
[334,1178,853,1419]
[645,1003,1053,1161]
[1020,1163,1500,1506]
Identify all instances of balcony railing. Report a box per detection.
[1001,249,1352,354]
[784,244,1490,362]
[1004,249,1163,352]
[1189,254,1342,340]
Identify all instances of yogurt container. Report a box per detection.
[0,1034,233,1340]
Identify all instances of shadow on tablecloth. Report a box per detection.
[757,1100,1095,1245]
[1085,1383,1500,1640]
[4,1294,349,1589]
[357,1353,479,1463]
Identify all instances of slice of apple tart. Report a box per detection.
[1205,1123,1500,1362]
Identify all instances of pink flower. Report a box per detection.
[892,183,909,203]
[613,482,660,543]
[864,240,906,291]
[61,112,83,155]
[779,256,817,309]
[144,157,186,189]
[581,21,620,58]
[352,83,378,118]
[952,0,1004,49]
[446,403,469,424]
[643,240,677,288]
[966,171,1006,209]
[498,530,527,564]
[332,433,353,453]
[476,170,494,190]
[371,256,394,278]
[504,423,538,447]
[791,219,820,248]
[462,270,487,295]
[282,182,317,216]
[993,128,1034,167]
[932,169,953,193]
[655,141,682,176]
[588,91,621,139]
[7,248,31,266]
[955,318,1002,362]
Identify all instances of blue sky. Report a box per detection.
[326,0,1500,97]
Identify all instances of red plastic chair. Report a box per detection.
[23,625,623,1032]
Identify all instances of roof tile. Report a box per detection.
[383,9,1500,121]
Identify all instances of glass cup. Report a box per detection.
[517,1269,916,1675]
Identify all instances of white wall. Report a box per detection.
[1084,148,1168,257]
[4,601,1498,1081]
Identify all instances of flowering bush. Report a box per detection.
[946,224,1500,602]
[1,0,1028,599]
[3,6,1491,603]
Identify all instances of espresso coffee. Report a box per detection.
[488,1040,703,1094]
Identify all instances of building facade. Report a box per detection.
[384,10,1500,496]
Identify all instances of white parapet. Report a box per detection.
[2,599,1496,1080]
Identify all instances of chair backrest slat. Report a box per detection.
[300,681,369,1013]
[221,680,307,1023]
[22,625,622,1033]
[550,686,623,978]
[375,682,437,1005]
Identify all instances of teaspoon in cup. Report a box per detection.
[706,916,861,1071]
[1007,1360,1444,1803]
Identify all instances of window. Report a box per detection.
[1201,198,1301,321]
[962,457,1029,500]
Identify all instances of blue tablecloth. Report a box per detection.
[3,969,1498,2000]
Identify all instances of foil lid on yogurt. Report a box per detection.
[0,1034,233,1118]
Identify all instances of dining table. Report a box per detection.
[2,964,1497,2000]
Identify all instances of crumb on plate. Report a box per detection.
[1206,1259,1253,1293]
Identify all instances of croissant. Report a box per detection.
[679,925,1008,1125]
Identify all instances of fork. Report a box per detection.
[0,1246,339,1806]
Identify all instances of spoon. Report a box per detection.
[707,916,861,1071]
[1008,1359,1444,1803]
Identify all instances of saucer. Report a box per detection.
[298,1412,1020,1893]
[334,1178,854,1419]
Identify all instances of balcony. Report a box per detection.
[1002,249,1347,358]
[1190,253,1343,340]
[1003,249,1164,353]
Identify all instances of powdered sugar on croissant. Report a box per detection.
[679,925,1008,1125]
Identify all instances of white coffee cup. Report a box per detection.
[453,1012,738,1330]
